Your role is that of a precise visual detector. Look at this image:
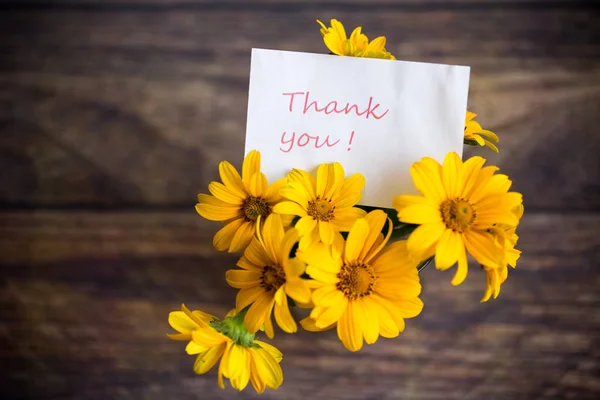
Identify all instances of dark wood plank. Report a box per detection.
[1,211,599,399]
[0,8,599,210]
[3,0,586,6]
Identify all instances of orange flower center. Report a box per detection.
[440,199,476,232]
[336,262,376,300]
[307,195,335,222]
[242,196,271,222]
[260,265,286,293]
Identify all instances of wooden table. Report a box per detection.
[1,1,599,399]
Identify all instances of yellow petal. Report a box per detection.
[287,169,316,199]
[260,214,285,264]
[274,295,297,333]
[282,230,300,261]
[344,218,369,263]
[461,156,486,199]
[284,277,311,304]
[337,304,362,351]
[410,158,446,202]
[395,297,424,318]
[219,160,247,199]
[242,237,272,268]
[316,163,333,198]
[208,181,244,205]
[249,355,266,394]
[244,294,275,335]
[406,222,445,255]
[392,194,434,210]
[314,295,348,328]
[230,345,252,391]
[463,229,504,267]
[254,340,282,363]
[195,201,241,222]
[294,215,318,237]
[242,150,261,185]
[451,239,469,286]
[296,242,340,273]
[305,265,339,284]
[337,173,365,203]
[236,285,266,311]
[442,152,463,199]
[265,177,287,203]
[355,299,379,345]
[331,207,367,231]
[434,229,463,270]
[247,172,268,198]
[366,36,386,53]
[168,311,198,334]
[334,182,364,209]
[229,220,255,253]
[300,316,336,332]
[226,269,261,289]
[250,346,283,390]
[193,344,225,374]
[373,299,399,339]
[213,218,244,251]
[398,204,441,224]
[326,162,345,200]
[318,220,336,245]
[273,200,307,216]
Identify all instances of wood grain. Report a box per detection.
[1,7,599,209]
[1,211,599,399]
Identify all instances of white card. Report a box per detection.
[244,48,470,208]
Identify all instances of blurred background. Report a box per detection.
[1,1,599,399]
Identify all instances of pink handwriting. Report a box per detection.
[281,91,389,120]
[280,131,357,153]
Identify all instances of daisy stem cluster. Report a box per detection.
[166,17,523,394]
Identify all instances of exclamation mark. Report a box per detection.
[347,130,355,151]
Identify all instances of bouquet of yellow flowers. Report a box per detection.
[167,19,523,393]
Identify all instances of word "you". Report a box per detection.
[280,131,355,153]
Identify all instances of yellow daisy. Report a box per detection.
[167,305,283,393]
[464,111,499,153]
[317,19,396,60]
[297,210,423,352]
[393,152,523,286]
[481,204,523,302]
[196,150,287,253]
[273,162,367,249]
[226,214,312,338]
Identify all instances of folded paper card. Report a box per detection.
[244,48,470,208]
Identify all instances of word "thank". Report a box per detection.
[282,91,389,120]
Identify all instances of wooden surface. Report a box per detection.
[1,1,599,399]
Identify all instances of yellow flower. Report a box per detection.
[317,19,396,60]
[196,150,287,253]
[481,204,523,302]
[297,210,423,352]
[226,214,312,338]
[273,162,367,249]
[393,152,523,286]
[464,111,499,153]
[167,305,283,393]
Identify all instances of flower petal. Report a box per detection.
[273,201,307,217]
[213,218,244,251]
[229,220,256,253]
[434,229,463,270]
[344,218,369,263]
[219,161,247,199]
[242,150,261,185]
